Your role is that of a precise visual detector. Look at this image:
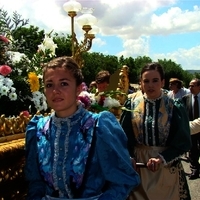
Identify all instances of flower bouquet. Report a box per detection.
[78,87,127,118]
[0,31,57,116]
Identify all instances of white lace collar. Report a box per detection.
[143,91,163,104]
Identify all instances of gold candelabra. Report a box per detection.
[63,0,98,68]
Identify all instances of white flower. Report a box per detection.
[17,68,22,75]
[6,51,29,64]
[37,74,43,79]
[10,87,16,92]
[0,85,9,95]
[103,97,121,109]
[31,91,47,111]
[32,91,41,97]
[0,79,3,86]
[0,76,18,100]
[4,77,13,87]
[38,35,57,57]
[9,92,17,100]
[90,93,98,105]
[79,91,91,98]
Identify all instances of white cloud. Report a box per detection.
[117,37,150,58]
[149,6,200,35]
[152,45,200,70]
[93,37,106,47]
[29,0,67,32]
[1,0,200,70]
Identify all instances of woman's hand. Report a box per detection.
[146,157,162,172]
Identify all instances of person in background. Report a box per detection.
[168,78,191,158]
[88,81,97,93]
[128,85,134,94]
[182,78,200,180]
[25,56,140,200]
[128,81,144,100]
[95,70,110,93]
[167,78,190,99]
[81,82,88,91]
[120,62,191,200]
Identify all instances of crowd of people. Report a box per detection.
[24,56,199,200]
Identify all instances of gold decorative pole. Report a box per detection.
[63,0,99,68]
[67,11,78,58]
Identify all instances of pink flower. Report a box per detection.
[0,65,12,76]
[0,35,9,43]
[81,82,88,91]
[78,95,91,108]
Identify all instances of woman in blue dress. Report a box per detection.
[25,56,140,200]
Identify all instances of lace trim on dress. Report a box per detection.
[51,106,86,198]
[143,92,163,146]
[143,92,163,104]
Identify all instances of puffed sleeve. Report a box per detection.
[25,115,46,200]
[95,111,140,200]
[159,99,192,163]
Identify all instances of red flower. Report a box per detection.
[20,110,30,118]
[98,95,105,106]
[0,35,9,43]
[0,65,12,76]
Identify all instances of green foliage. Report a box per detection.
[119,56,152,84]
[82,52,120,85]
[53,32,72,57]
[158,59,192,88]
[0,8,56,116]
[193,72,200,79]
[182,70,194,87]
[0,8,29,36]
[12,25,45,59]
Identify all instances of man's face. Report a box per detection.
[169,82,178,91]
[189,80,200,95]
[97,82,109,92]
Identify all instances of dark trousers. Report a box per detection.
[189,132,200,169]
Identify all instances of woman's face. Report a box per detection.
[141,70,164,99]
[44,67,81,118]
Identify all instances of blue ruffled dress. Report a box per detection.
[25,105,140,200]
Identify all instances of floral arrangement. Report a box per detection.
[78,84,126,114]
[0,65,17,101]
[0,11,57,116]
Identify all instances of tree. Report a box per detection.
[82,52,119,85]
[158,59,191,89]
[130,56,152,83]
[53,32,72,57]
[0,9,29,36]
[193,72,200,80]
[12,25,45,58]
[182,70,194,87]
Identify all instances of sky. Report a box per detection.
[0,0,200,70]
